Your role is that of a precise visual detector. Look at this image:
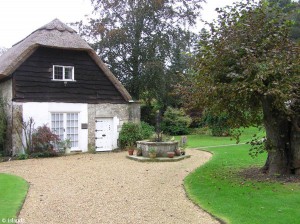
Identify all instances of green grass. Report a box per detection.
[0,173,28,222]
[183,127,300,224]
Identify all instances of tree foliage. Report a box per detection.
[268,0,300,41]
[180,0,300,175]
[77,0,204,104]
[161,107,192,135]
[202,111,230,136]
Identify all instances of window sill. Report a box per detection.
[52,79,76,82]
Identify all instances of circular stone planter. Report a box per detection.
[136,140,179,158]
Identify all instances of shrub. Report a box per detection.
[161,107,192,135]
[203,112,230,136]
[18,153,29,160]
[140,122,155,139]
[30,151,58,158]
[119,122,142,149]
[119,122,155,149]
[189,126,211,135]
[32,125,60,152]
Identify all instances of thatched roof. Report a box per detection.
[0,19,132,101]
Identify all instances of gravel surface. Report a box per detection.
[0,149,219,224]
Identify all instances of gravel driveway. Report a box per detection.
[0,149,219,224]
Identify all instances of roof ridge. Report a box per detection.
[13,19,76,47]
[37,18,76,33]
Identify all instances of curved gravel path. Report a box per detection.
[0,149,219,224]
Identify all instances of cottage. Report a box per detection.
[0,19,140,154]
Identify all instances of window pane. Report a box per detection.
[64,67,73,80]
[66,113,79,147]
[51,113,64,140]
[54,66,63,80]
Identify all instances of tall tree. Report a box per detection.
[77,0,204,103]
[180,0,300,175]
[268,0,300,41]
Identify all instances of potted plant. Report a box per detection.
[148,147,157,158]
[136,147,143,156]
[167,151,175,158]
[180,144,187,155]
[126,144,135,155]
[59,138,71,154]
[174,148,181,156]
[180,147,185,156]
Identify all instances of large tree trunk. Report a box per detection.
[291,116,300,174]
[261,97,299,175]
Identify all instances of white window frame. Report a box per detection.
[52,65,75,81]
[51,112,79,149]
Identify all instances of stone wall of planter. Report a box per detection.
[136,140,179,157]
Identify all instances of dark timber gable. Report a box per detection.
[12,47,127,104]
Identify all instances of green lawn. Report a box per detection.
[0,173,28,223]
[183,128,300,224]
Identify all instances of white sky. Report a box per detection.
[0,0,236,48]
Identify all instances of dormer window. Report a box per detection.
[53,65,75,81]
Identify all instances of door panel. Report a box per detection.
[95,118,113,151]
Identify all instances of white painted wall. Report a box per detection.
[112,116,120,149]
[22,102,88,152]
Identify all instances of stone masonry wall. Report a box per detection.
[11,103,23,155]
[0,79,13,154]
[88,102,140,149]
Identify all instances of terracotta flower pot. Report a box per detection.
[174,149,181,156]
[167,152,175,158]
[128,149,134,155]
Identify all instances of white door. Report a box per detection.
[95,118,113,151]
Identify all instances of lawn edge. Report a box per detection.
[0,173,29,222]
[11,174,30,220]
[183,148,228,224]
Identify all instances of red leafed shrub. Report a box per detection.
[32,125,60,152]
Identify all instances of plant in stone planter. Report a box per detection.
[148,147,157,158]
[167,151,175,158]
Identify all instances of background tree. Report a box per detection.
[77,0,204,106]
[161,107,192,135]
[180,0,300,175]
[268,0,300,41]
